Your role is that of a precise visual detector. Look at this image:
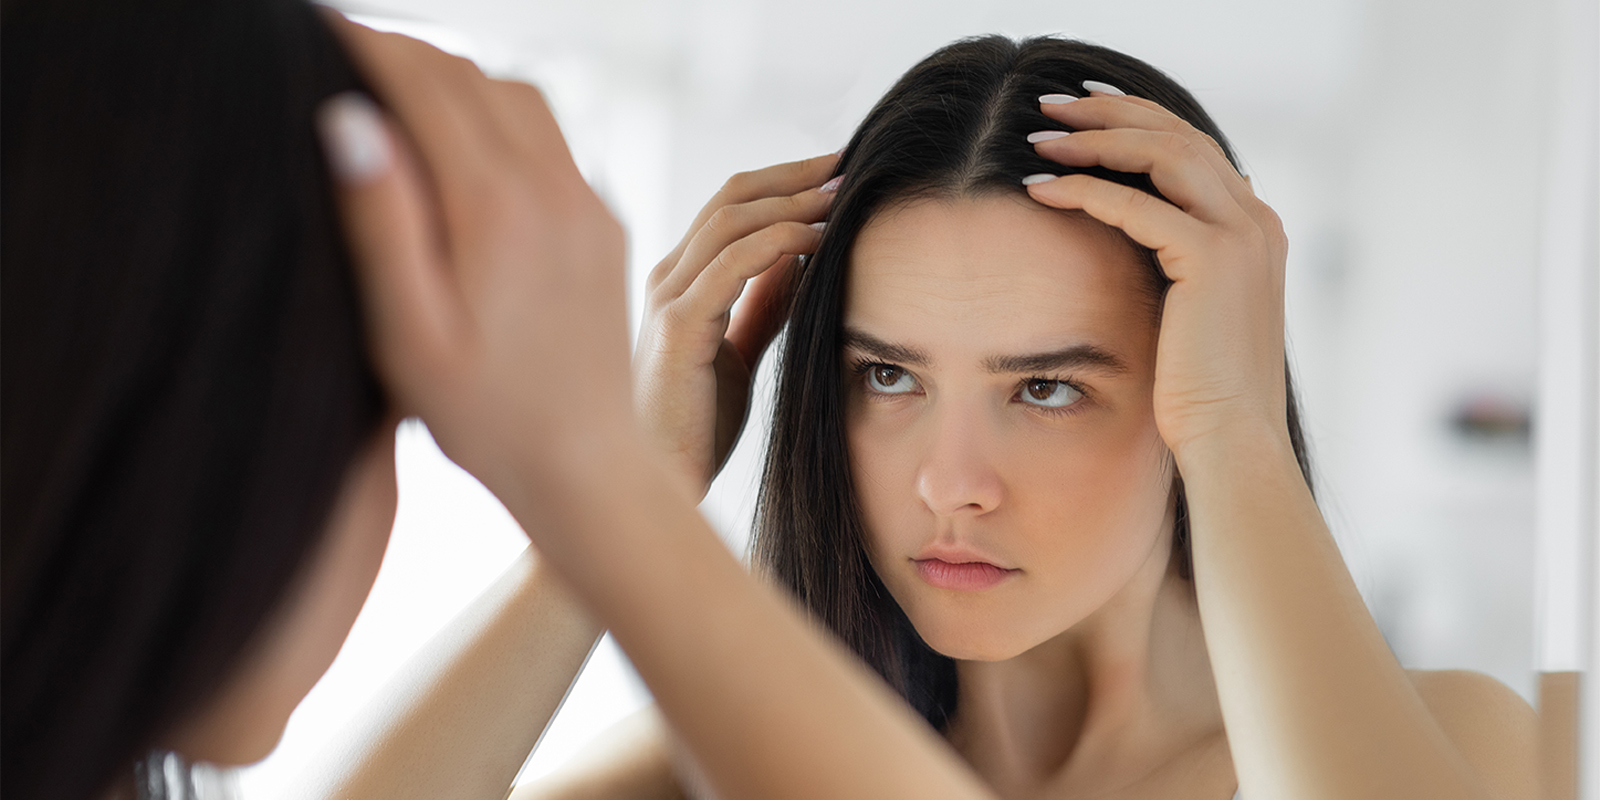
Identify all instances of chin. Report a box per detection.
[162,713,289,769]
[908,609,1039,662]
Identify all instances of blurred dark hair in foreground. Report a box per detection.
[2,0,383,797]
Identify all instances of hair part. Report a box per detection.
[751,35,1315,730]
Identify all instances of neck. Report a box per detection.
[944,538,1223,794]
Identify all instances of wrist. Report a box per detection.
[1171,420,1301,485]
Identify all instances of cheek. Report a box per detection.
[847,401,1171,553]
[844,400,919,564]
[846,400,1173,659]
[1009,414,1173,584]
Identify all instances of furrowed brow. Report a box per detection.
[842,328,931,367]
[984,345,1129,376]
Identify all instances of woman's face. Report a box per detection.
[844,195,1173,662]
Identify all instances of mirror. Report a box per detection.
[245,0,1596,795]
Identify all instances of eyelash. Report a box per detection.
[847,358,1091,417]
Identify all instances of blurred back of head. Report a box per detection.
[2,1,383,797]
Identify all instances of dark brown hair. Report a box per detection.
[2,1,383,797]
[750,35,1313,730]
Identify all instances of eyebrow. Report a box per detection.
[983,346,1128,376]
[843,329,931,367]
[843,328,1129,376]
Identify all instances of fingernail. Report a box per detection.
[1027,130,1071,143]
[317,92,391,184]
[819,175,844,194]
[834,145,848,156]
[1039,94,1079,105]
[810,221,827,232]
[1081,80,1126,97]
[1021,173,1058,186]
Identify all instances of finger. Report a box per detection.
[726,252,800,370]
[652,153,839,283]
[671,222,824,333]
[1031,129,1247,225]
[483,78,586,187]
[1037,95,1250,206]
[324,14,515,212]
[1023,174,1209,280]
[653,189,832,301]
[317,93,466,412]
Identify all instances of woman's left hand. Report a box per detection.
[1022,90,1290,464]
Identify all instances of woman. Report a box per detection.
[629,35,1537,799]
[2,2,1000,799]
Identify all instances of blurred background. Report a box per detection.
[242,0,1596,794]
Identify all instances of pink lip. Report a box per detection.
[914,558,1019,591]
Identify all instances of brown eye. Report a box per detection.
[866,364,917,394]
[1020,379,1082,409]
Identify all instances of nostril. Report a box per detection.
[915,465,1003,516]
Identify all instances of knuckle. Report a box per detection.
[442,51,485,80]
[646,259,674,293]
[1164,132,1196,159]
[1125,188,1159,214]
[750,222,792,246]
[1246,199,1286,242]
[720,170,757,199]
[657,298,692,332]
[495,78,549,107]
[703,206,735,237]
[704,203,753,237]
[704,245,741,278]
[777,191,808,216]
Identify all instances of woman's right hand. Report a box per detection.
[318,17,631,489]
[633,155,838,497]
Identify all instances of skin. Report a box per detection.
[134,21,1535,800]
[323,19,995,800]
[122,17,997,800]
[844,198,1172,664]
[844,197,1236,797]
[617,85,1537,800]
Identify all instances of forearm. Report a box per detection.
[493,429,993,800]
[295,548,602,800]
[1180,430,1488,800]
[510,706,688,800]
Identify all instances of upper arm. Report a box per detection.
[510,706,691,800]
[1408,669,1537,800]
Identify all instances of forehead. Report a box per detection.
[845,195,1153,357]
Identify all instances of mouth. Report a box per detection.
[913,558,1019,591]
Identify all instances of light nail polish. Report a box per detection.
[1039,94,1079,105]
[1081,80,1127,97]
[1027,130,1071,143]
[810,221,827,232]
[317,93,391,184]
[819,175,843,194]
[1021,173,1058,186]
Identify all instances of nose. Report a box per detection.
[914,403,1004,517]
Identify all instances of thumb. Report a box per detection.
[316,92,465,413]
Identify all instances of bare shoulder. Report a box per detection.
[1406,669,1536,800]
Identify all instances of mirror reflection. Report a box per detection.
[225,0,1582,796]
